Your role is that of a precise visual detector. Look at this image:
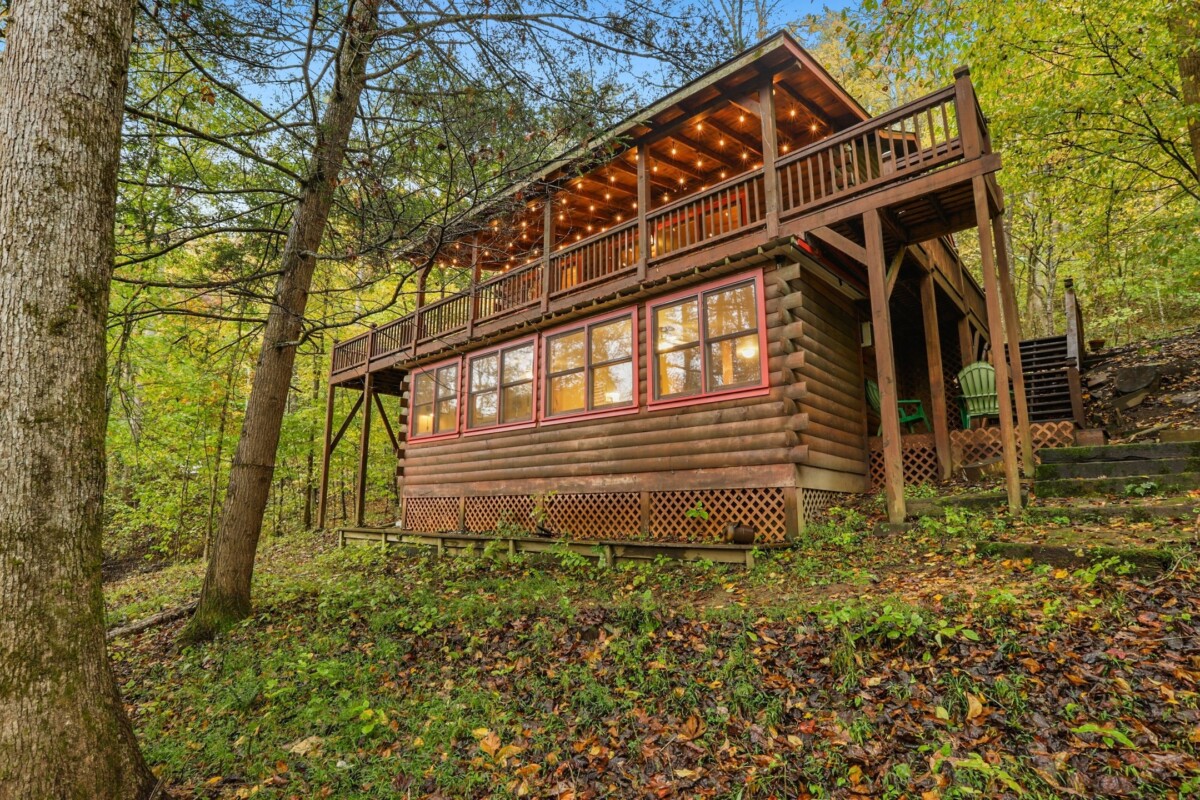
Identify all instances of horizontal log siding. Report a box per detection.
[792,270,869,475]
[402,266,798,490]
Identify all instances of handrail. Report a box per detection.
[648,167,764,220]
[775,85,958,172]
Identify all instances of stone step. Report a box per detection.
[907,489,1029,517]
[1024,497,1199,523]
[1040,441,1200,464]
[1035,472,1200,498]
[979,521,1195,575]
[1036,457,1200,480]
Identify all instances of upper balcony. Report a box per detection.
[331,35,994,384]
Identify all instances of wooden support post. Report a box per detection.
[466,236,480,337]
[636,147,650,278]
[993,210,1035,476]
[316,345,337,530]
[411,266,429,355]
[759,79,780,237]
[972,176,1021,513]
[920,271,952,480]
[541,194,553,311]
[1063,278,1082,366]
[865,208,906,523]
[954,66,982,160]
[354,326,376,527]
[958,315,974,367]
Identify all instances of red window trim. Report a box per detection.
[407,355,463,444]
[538,305,640,426]
[462,334,539,437]
[644,268,770,411]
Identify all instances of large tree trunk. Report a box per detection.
[182,0,380,642]
[1173,3,1200,173]
[0,0,155,797]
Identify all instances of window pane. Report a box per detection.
[591,317,632,363]
[549,372,585,415]
[470,390,497,428]
[470,354,498,392]
[704,283,757,338]
[654,299,698,352]
[656,345,701,398]
[414,404,434,436]
[413,373,434,405]
[435,397,458,433]
[502,344,534,384]
[707,334,761,390]
[436,364,458,399]
[501,383,533,423]
[549,331,585,373]
[592,361,633,408]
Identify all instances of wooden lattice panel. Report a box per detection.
[949,426,1005,467]
[546,493,640,539]
[868,433,941,489]
[464,495,535,533]
[403,497,460,532]
[801,488,851,524]
[1032,420,1076,449]
[650,488,786,543]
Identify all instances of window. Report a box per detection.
[467,340,535,431]
[544,310,636,420]
[410,359,460,439]
[649,272,766,405]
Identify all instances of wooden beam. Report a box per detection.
[759,78,780,237]
[807,226,867,264]
[992,210,1035,476]
[958,315,974,367]
[920,272,952,480]
[885,246,906,299]
[329,393,364,453]
[775,78,836,129]
[373,392,401,454]
[702,117,763,158]
[972,175,1021,513]
[354,327,376,527]
[865,208,906,523]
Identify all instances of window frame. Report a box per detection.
[538,305,640,426]
[407,355,463,444]
[462,335,539,436]
[645,269,769,410]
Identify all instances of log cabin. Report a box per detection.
[319,31,1067,552]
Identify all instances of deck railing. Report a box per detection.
[649,171,766,259]
[550,219,639,295]
[778,85,962,216]
[330,77,988,377]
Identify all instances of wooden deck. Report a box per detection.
[339,527,777,567]
[329,70,996,389]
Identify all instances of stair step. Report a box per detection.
[1040,441,1200,464]
[1035,472,1200,498]
[1024,497,1200,522]
[1036,457,1200,480]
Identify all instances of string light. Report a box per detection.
[739,114,746,123]
[810,123,818,132]
[718,138,725,147]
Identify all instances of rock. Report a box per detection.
[1110,388,1149,411]
[1085,370,1109,389]
[1167,391,1200,406]
[1114,365,1160,394]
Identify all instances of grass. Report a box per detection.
[105,512,1200,798]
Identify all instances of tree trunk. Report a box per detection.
[181,0,380,642]
[0,0,155,797]
[1172,3,1200,173]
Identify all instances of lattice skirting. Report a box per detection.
[649,488,787,543]
[403,487,790,544]
[868,421,1078,489]
[868,433,941,489]
[800,488,853,524]
[949,420,1076,468]
[403,496,459,532]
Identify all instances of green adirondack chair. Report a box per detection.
[865,379,930,436]
[957,361,1000,428]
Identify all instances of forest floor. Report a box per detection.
[106,506,1200,799]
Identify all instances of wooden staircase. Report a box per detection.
[1012,334,1080,422]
